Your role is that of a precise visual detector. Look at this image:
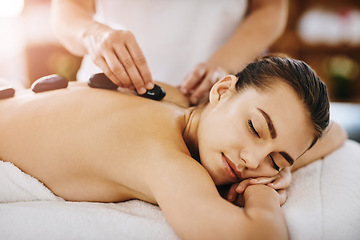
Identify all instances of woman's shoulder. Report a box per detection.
[155,82,190,108]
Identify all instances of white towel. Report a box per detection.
[283,140,360,240]
[0,201,178,240]
[0,140,359,240]
[0,161,63,202]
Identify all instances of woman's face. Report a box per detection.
[197,77,315,185]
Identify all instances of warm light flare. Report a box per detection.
[0,0,24,17]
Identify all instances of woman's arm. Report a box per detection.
[291,121,348,171]
[146,154,288,239]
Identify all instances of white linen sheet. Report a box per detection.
[1,140,359,240]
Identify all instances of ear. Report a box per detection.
[209,75,238,105]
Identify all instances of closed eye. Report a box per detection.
[270,155,280,172]
[248,120,260,138]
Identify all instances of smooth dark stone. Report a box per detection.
[139,84,166,101]
[31,74,68,93]
[0,87,15,99]
[88,73,119,90]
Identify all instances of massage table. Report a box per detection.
[0,139,359,240]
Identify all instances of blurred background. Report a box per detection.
[0,0,359,103]
[271,0,360,103]
[0,0,81,89]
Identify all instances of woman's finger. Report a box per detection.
[267,176,290,189]
[268,167,292,189]
[249,176,276,185]
[235,179,251,194]
[227,183,239,203]
[277,189,288,206]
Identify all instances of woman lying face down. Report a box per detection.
[0,57,339,239]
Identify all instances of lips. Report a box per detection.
[221,153,243,181]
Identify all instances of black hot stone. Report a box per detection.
[139,84,166,101]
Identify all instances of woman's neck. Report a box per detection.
[182,104,207,161]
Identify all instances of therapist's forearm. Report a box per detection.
[208,0,288,73]
[51,0,98,56]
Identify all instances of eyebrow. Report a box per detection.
[257,108,295,166]
[257,108,276,139]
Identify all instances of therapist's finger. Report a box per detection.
[113,45,146,94]
[189,71,217,105]
[94,55,126,88]
[102,51,133,88]
[117,31,152,93]
[180,64,206,95]
[126,41,154,90]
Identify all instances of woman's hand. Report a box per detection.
[83,24,154,94]
[227,167,292,207]
[179,63,228,105]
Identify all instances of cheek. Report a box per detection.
[199,119,233,148]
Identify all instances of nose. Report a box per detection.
[240,147,269,170]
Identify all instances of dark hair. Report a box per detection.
[235,56,330,147]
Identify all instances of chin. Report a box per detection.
[200,154,227,185]
[215,178,232,186]
[207,170,228,186]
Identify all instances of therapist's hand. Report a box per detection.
[83,25,154,94]
[180,63,228,105]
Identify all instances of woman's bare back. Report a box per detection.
[0,83,190,203]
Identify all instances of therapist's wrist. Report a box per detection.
[80,21,113,54]
[207,52,252,75]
